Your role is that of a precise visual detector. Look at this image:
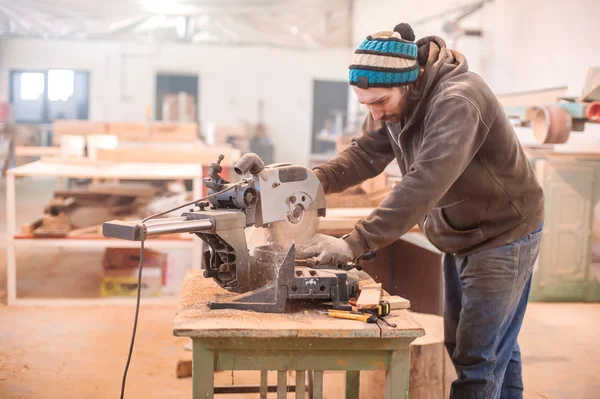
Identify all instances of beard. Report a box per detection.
[382,114,401,124]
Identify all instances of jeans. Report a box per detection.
[444,223,543,399]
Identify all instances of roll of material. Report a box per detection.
[533,106,572,144]
[586,102,600,121]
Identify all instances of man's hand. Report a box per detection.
[296,234,355,267]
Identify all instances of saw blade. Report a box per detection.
[267,206,319,249]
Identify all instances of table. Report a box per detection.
[173,271,425,399]
[5,159,205,306]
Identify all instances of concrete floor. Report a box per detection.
[1,177,599,398]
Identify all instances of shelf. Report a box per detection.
[13,237,197,249]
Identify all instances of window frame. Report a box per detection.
[9,69,91,124]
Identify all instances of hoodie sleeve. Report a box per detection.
[344,93,491,257]
[313,115,396,194]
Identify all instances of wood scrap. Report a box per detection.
[356,283,382,310]
[34,213,71,236]
[382,295,411,310]
[580,67,600,103]
[176,359,193,378]
[88,182,159,199]
[45,197,76,216]
[67,224,102,237]
[21,218,43,235]
[496,86,568,107]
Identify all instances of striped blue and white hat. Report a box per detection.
[349,23,420,89]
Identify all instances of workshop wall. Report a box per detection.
[353,0,600,96]
[0,38,350,166]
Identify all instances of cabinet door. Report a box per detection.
[531,160,593,300]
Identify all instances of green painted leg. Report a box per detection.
[384,349,410,399]
[260,370,268,399]
[345,370,360,399]
[278,370,287,399]
[192,343,214,399]
[296,370,306,398]
[313,370,324,399]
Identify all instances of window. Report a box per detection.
[9,69,90,123]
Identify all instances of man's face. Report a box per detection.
[353,86,409,124]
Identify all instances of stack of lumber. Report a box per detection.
[52,120,199,145]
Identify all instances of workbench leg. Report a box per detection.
[384,348,410,399]
[296,370,306,398]
[192,343,214,399]
[312,371,323,399]
[6,174,16,305]
[277,370,287,399]
[345,371,360,399]
[260,370,268,399]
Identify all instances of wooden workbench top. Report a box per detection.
[173,271,424,340]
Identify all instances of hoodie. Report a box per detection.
[315,36,544,257]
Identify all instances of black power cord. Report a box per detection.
[119,180,247,399]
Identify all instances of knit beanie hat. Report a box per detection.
[349,23,420,89]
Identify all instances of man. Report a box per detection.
[297,23,544,399]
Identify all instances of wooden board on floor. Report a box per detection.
[356,283,382,310]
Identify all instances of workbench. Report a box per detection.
[5,158,205,306]
[173,271,425,399]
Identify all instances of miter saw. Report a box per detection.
[102,153,360,313]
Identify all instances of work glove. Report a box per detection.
[296,234,355,267]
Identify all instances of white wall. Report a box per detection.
[480,0,600,96]
[0,38,351,166]
[353,0,600,97]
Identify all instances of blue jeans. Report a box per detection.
[444,223,543,399]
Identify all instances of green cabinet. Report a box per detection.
[529,158,600,301]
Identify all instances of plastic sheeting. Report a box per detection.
[0,0,353,49]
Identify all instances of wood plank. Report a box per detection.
[96,146,241,166]
[580,67,600,102]
[7,159,204,180]
[52,120,108,145]
[382,295,410,310]
[356,283,382,310]
[496,86,568,107]
[106,122,198,142]
[14,146,61,157]
[20,218,43,235]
